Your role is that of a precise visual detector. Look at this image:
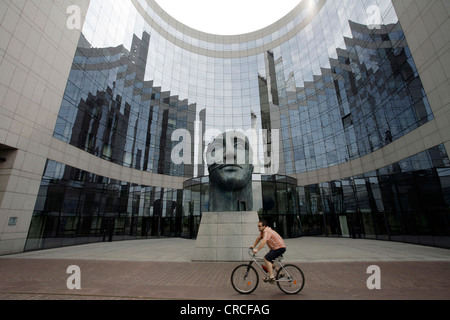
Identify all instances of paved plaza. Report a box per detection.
[0,237,449,300]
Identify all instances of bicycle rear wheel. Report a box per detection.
[277,264,305,294]
[231,264,259,294]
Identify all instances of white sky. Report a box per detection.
[154,0,303,35]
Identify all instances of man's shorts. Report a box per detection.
[264,248,286,262]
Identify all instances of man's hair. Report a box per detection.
[259,220,268,227]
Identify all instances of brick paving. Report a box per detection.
[0,258,449,300]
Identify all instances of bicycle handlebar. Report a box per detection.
[248,247,256,256]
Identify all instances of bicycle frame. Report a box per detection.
[246,249,292,283]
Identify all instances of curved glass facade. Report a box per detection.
[53,0,433,176]
[299,145,450,244]
[25,0,450,250]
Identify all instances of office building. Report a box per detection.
[1,0,449,254]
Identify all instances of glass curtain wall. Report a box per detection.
[26,160,183,251]
[53,0,433,178]
[299,145,450,248]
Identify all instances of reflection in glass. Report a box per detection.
[55,0,433,177]
[26,0,450,249]
[298,145,450,248]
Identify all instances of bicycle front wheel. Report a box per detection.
[231,264,259,294]
[277,264,305,294]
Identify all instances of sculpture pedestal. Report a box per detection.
[192,211,260,262]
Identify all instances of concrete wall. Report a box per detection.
[392,0,450,152]
[0,0,90,254]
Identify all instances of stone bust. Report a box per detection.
[206,131,254,212]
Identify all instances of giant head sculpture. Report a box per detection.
[206,131,254,212]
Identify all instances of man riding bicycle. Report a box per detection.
[251,220,286,283]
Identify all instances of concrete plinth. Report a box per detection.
[192,211,260,262]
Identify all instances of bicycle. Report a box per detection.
[231,248,305,295]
